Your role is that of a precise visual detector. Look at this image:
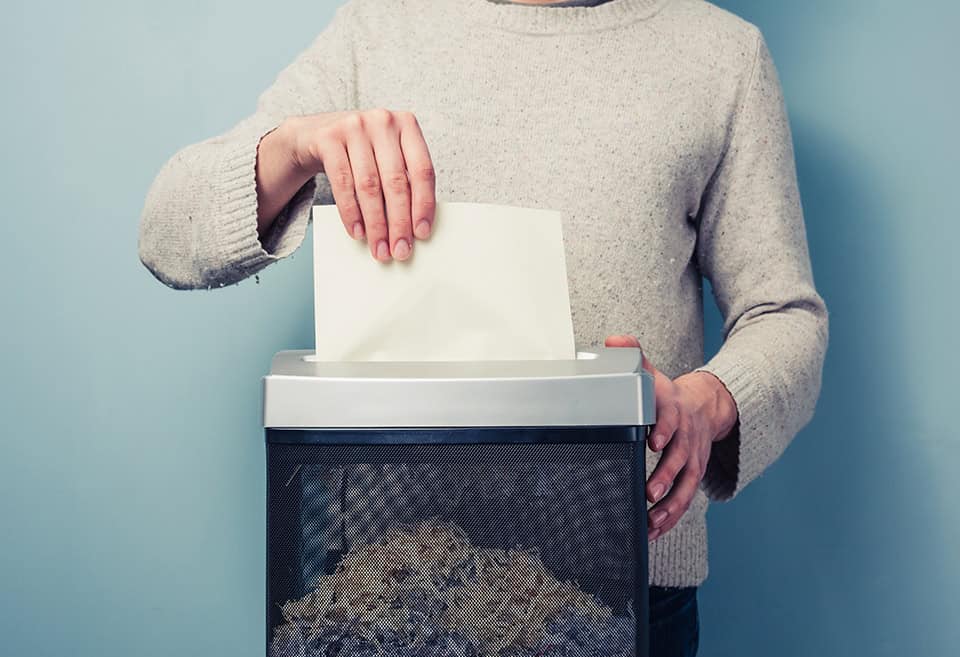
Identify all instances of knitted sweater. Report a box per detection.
[138,0,829,586]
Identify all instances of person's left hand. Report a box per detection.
[604,335,739,541]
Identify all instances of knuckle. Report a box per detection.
[667,463,683,481]
[337,199,361,222]
[665,454,686,477]
[385,206,411,228]
[387,211,412,234]
[364,213,387,233]
[384,170,410,195]
[414,198,436,221]
[658,461,679,481]
[414,197,436,219]
[694,452,707,473]
[390,222,412,238]
[411,164,436,183]
[689,459,705,480]
[365,107,394,126]
[280,114,303,132]
[665,434,685,454]
[357,173,381,195]
[330,166,353,190]
[340,111,363,132]
[395,110,417,125]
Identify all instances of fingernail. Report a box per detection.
[352,222,365,239]
[650,483,665,502]
[652,434,664,450]
[651,510,668,527]
[648,528,660,542]
[376,240,390,260]
[415,220,431,238]
[393,238,410,259]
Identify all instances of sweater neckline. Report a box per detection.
[463,0,669,34]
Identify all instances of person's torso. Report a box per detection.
[340,1,754,383]
[318,0,763,572]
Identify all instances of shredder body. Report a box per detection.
[262,349,656,657]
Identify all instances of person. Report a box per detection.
[138,0,829,654]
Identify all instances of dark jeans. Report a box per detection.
[649,586,699,657]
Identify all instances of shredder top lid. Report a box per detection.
[262,348,656,429]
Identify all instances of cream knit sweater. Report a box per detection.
[138,0,829,586]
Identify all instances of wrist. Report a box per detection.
[276,116,316,181]
[255,118,316,233]
[693,371,739,442]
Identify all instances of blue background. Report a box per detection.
[2,1,957,655]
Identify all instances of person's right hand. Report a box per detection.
[284,109,437,262]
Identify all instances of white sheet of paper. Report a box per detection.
[312,201,576,362]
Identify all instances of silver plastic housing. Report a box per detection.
[263,348,656,429]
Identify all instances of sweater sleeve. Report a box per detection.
[692,30,830,502]
[137,3,357,290]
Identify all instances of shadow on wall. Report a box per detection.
[698,118,950,656]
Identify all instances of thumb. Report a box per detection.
[605,334,656,375]
[605,334,640,349]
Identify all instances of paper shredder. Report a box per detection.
[262,348,657,657]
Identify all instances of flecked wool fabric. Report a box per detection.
[138,0,829,586]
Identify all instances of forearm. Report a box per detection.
[694,296,828,500]
[138,2,357,290]
[689,30,831,500]
[138,117,290,290]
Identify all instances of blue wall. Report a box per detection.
[1,1,956,655]
[700,2,959,655]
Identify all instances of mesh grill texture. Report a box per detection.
[267,440,640,657]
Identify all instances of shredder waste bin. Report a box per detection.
[262,347,657,657]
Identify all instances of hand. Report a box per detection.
[604,335,739,541]
[264,109,437,262]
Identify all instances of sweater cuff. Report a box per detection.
[208,121,316,285]
[693,349,771,501]
[259,174,318,258]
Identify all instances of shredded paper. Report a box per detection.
[270,520,635,657]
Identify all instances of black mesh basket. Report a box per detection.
[266,427,648,657]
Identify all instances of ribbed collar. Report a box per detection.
[463,0,669,34]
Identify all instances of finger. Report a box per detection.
[396,112,436,240]
[648,399,680,453]
[366,109,413,261]
[646,360,682,451]
[605,334,673,450]
[646,430,687,504]
[343,113,390,261]
[648,464,702,539]
[319,139,364,240]
[604,334,640,348]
